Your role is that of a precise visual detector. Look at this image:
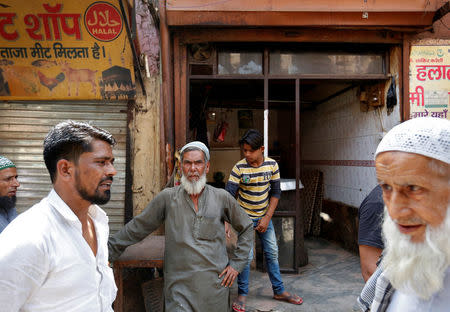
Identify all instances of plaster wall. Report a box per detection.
[130,78,161,217]
[413,13,450,41]
[301,87,400,208]
[130,0,162,217]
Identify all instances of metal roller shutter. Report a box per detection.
[0,101,127,233]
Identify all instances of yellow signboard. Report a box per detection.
[0,0,135,100]
[409,45,449,120]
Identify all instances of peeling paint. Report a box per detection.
[136,0,160,76]
[131,77,161,217]
[412,14,450,42]
[126,0,162,218]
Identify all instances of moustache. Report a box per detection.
[393,217,426,225]
[99,177,114,184]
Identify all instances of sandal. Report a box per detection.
[232,300,246,312]
[273,292,303,305]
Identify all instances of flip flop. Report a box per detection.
[273,293,303,305]
[232,300,246,312]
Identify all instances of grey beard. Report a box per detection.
[181,173,206,195]
[382,205,450,300]
[0,195,16,211]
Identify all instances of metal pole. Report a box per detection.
[264,49,269,156]
[296,78,308,267]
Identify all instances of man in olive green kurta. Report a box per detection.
[109,141,253,312]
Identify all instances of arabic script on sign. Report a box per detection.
[84,2,122,41]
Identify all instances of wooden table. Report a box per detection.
[113,235,165,312]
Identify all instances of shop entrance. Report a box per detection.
[184,43,391,270]
[188,77,367,271]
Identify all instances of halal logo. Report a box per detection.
[84,2,123,41]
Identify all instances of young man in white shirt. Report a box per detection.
[0,120,118,312]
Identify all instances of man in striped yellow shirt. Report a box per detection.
[226,129,302,312]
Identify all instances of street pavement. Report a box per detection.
[125,237,365,311]
[230,237,364,312]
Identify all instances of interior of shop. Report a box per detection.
[188,78,359,185]
[188,78,373,270]
[185,43,393,270]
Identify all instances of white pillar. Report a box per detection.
[264,109,268,157]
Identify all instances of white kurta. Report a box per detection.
[387,268,450,312]
[0,189,117,312]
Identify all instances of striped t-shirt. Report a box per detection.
[226,157,281,219]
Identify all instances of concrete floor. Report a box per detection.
[230,238,364,312]
[122,237,365,312]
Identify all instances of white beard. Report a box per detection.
[382,205,450,300]
[181,173,207,195]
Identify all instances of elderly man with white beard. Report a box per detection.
[109,141,254,312]
[357,117,450,312]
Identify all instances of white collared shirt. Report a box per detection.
[0,189,117,312]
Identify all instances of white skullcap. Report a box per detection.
[375,117,450,164]
[180,141,210,162]
[0,156,15,171]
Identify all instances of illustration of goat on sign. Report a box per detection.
[60,62,97,96]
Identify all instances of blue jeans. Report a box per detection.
[237,219,285,296]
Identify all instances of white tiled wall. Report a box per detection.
[301,87,400,208]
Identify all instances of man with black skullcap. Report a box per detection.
[0,156,20,234]
[109,141,253,311]
[358,117,450,312]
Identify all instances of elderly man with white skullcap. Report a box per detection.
[0,156,20,234]
[358,117,450,312]
[109,141,253,311]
